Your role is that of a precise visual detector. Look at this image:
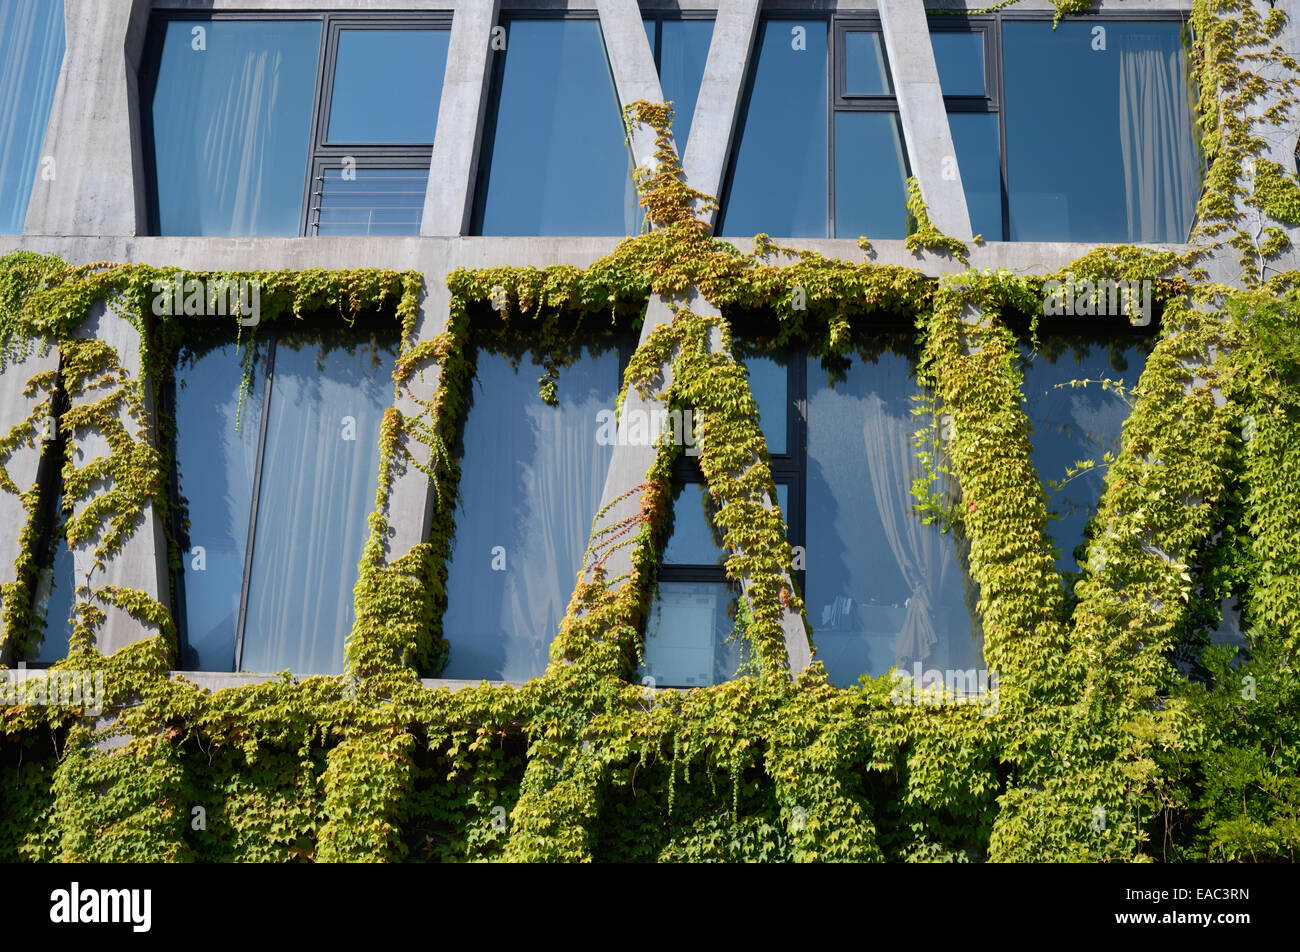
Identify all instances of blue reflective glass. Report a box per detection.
[442,346,619,681]
[30,485,74,665]
[316,167,429,236]
[149,20,320,236]
[1003,21,1201,243]
[806,349,982,686]
[834,111,910,239]
[719,19,827,238]
[0,0,64,234]
[844,31,892,95]
[1020,336,1152,575]
[639,581,748,687]
[931,31,984,96]
[663,482,788,566]
[174,336,266,671]
[240,327,398,675]
[741,353,788,455]
[658,19,713,148]
[327,29,447,144]
[475,19,630,236]
[949,111,1003,241]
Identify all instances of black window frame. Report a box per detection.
[139,10,453,239]
[926,8,1198,243]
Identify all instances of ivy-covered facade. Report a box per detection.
[1,0,1299,862]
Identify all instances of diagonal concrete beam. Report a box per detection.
[596,0,667,171]
[422,0,502,236]
[878,0,973,240]
[681,0,763,220]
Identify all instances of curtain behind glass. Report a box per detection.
[441,348,617,681]
[0,0,64,234]
[240,331,396,675]
[1118,33,1202,242]
[150,20,319,236]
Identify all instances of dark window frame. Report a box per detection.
[139,10,452,239]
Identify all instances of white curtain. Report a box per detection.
[861,398,950,669]
[1118,33,1201,242]
[0,0,64,232]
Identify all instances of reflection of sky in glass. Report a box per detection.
[0,0,65,234]
[740,353,788,455]
[1020,337,1152,575]
[327,29,447,143]
[442,349,617,681]
[30,484,75,665]
[806,352,982,686]
[639,581,746,688]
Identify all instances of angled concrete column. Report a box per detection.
[24,0,152,238]
[596,0,667,169]
[422,0,503,236]
[584,293,813,676]
[66,304,168,656]
[0,340,61,666]
[878,0,973,240]
[384,278,451,559]
[682,0,762,217]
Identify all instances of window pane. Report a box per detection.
[0,0,64,234]
[834,111,909,239]
[240,326,398,675]
[174,336,266,671]
[719,19,827,238]
[316,166,429,236]
[931,31,984,96]
[949,112,1003,241]
[1003,21,1201,243]
[806,347,982,687]
[29,486,74,665]
[844,31,892,95]
[658,19,713,148]
[327,29,448,144]
[741,353,788,455]
[1020,335,1153,575]
[639,581,747,687]
[475,19,630,236]
[149,20,320,236]
[442,346,618,681]
[663,482,788,566]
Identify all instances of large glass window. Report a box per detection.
[473,17,631,236]
[440,341,621,681]
[171,321,398,674]
[1019,331,1154,577]
[720,16,910,240]
[25,403,75,666]
[642,14,714,151]
[145,14,450,237]
[805,342,982,687]
[0,0,66,234]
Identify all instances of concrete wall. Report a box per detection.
[1,0,1292,687]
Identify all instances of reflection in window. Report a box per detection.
[28,485,75,666]
[741,353,789,455]
[315,166,430,236]
[640,581,748,688]
[844,31,892,95]
[806,346,982,686]
[644,16,714,150]
[719,19,827,238]
[948,112,1002,242]
[1019,335,1153,576]
[1004,21,1200,242]
[173,323,397,674]
[441,345,619,681]
[834,112,909,239]
[931,31,985,96]
[473,18,630,236]
[148,20,321,236]
[0,0,65,234]
[325,29,446,144]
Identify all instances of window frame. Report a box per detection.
[927,8,1198,242]
[139,10,452,239]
